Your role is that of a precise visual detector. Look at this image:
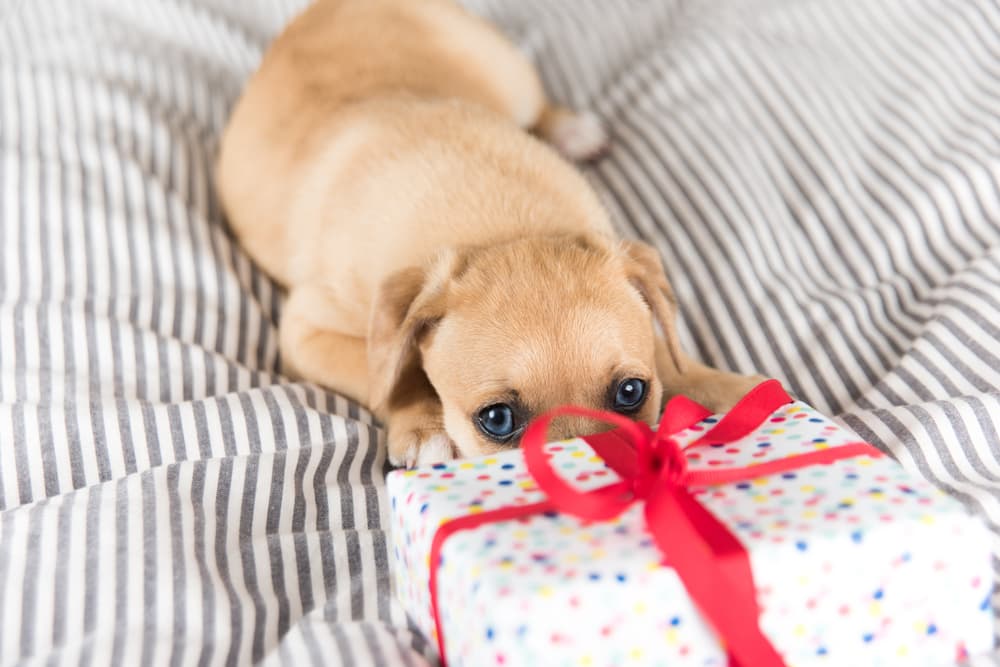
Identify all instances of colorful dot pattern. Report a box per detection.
[387,401,994,666]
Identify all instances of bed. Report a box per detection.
[1,0,998,664]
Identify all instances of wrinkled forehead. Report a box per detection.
[433,297,655,405]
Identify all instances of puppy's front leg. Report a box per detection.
[384,370,456,468]
[280,284,369,404]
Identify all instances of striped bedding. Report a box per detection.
[1,0,998,664]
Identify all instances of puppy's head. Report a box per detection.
[368,235,685,459]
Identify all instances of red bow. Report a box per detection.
[428,380,882,666]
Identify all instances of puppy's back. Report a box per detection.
[279,96,614,298]
[217,0,548,278]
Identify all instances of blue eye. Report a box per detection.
[614,378,647,411]
[477,404,518,440]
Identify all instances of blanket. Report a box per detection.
[1,0,998,664]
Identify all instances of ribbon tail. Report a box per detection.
[645,486,785,667]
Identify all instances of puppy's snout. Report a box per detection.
[544,415,617,442]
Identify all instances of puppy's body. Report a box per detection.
[218,0,762,465]
[227,97,612,325]
[220,0,608,284]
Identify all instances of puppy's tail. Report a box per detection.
[533,105,609,162]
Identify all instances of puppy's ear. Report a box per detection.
[620,239,687,374]
[367,251,460,412]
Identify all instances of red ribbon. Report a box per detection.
[427,380,882,666]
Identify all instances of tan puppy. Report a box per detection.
[217,0,763,466]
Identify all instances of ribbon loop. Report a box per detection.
[522,405,649,522]
[679,379,792,450]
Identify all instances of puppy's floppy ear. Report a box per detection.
[367,250,461,412]
[620,239,687,374]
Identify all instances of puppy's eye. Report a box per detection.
[476,403,518,441]
[613,378,647,412]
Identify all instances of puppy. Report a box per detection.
[216,0,764,466]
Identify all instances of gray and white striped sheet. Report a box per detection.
[1,0,998,664]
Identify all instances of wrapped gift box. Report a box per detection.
[387,387,994,666]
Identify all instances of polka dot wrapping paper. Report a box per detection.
[387,401,994,666]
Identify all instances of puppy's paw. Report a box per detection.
[701,374,771,413]
[548,111,608,162]
[387,422,457,469]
